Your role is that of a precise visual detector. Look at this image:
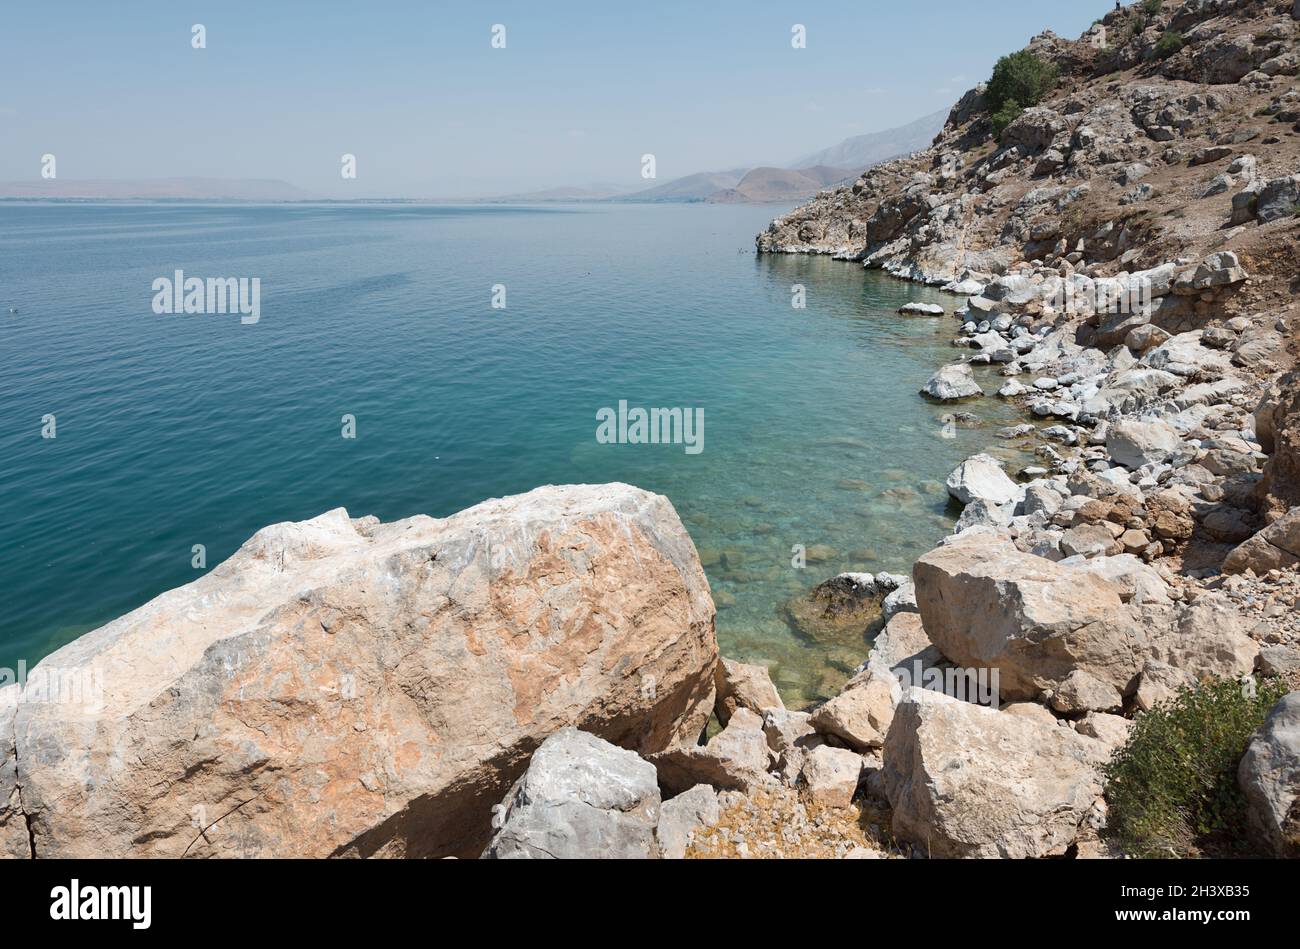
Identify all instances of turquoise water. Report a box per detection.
[0,202,1028,706]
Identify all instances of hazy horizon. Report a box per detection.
[4,0,1103,198]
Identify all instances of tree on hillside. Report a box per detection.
[985,50,1060,117]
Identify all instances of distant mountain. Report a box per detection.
[0,177,313,201]
[618,170,747,203]
[477,184,635,203]
[790,109,949,173]
[705,165,855,204]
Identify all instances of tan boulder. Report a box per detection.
[714,658,783,725]
[1144,595,1260,681]
[809,671,897,750]
[799,745,863,809]
[1050,669,1124,715]
[913,537,1144,700]
[650,708,775,795]
[883,690,1104,858]
[1133,659,1194,712]
[1075,712,1133,756]
[1223,507,1300,575]
[6,484,718,858]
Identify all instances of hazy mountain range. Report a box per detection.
[0,177,313,201]
[0,108,948,205]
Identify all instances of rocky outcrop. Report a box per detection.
[1238,691,1300,858]
[883,689,1104,858]
[4,484,718,858]
[483,728,662,859]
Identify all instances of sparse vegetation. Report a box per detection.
[985,50,1059,119]
[1142,0,1163,16]
[1103,677,1288,858]
[1154,30,1186,59]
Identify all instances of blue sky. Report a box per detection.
[2,0,1105,197]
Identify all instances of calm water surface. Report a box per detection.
[0,202,1030,705]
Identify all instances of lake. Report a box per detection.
[0,201,1029,705]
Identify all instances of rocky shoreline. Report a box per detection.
[3,0,1299,861]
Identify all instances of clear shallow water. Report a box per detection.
[0,202,1029,706]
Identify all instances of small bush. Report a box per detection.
[1142,0,1163,15]
[985,51,1059,116]
[1103,677,1288,858]
[991,99,1025,138]
[1154,30,1186,60]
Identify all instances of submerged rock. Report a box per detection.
[781,573,886,644]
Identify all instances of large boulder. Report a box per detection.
[1255,175,1300,224]
[1224,507,1300,574]
[1106,418,1182,469]
[946,453,1022,507]
[913,538,1143,700]
[482,728,661,859]
[5,484,718,858]
[883,690,1104,858]
[1238,692,1300,858]
[1142,595,1259,682]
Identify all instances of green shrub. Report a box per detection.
[1154,30,1186,59]
[985,51,1059,116]
[1103,677,1289,858]
[1142,0,1163,15]
[991,99,1025,138]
